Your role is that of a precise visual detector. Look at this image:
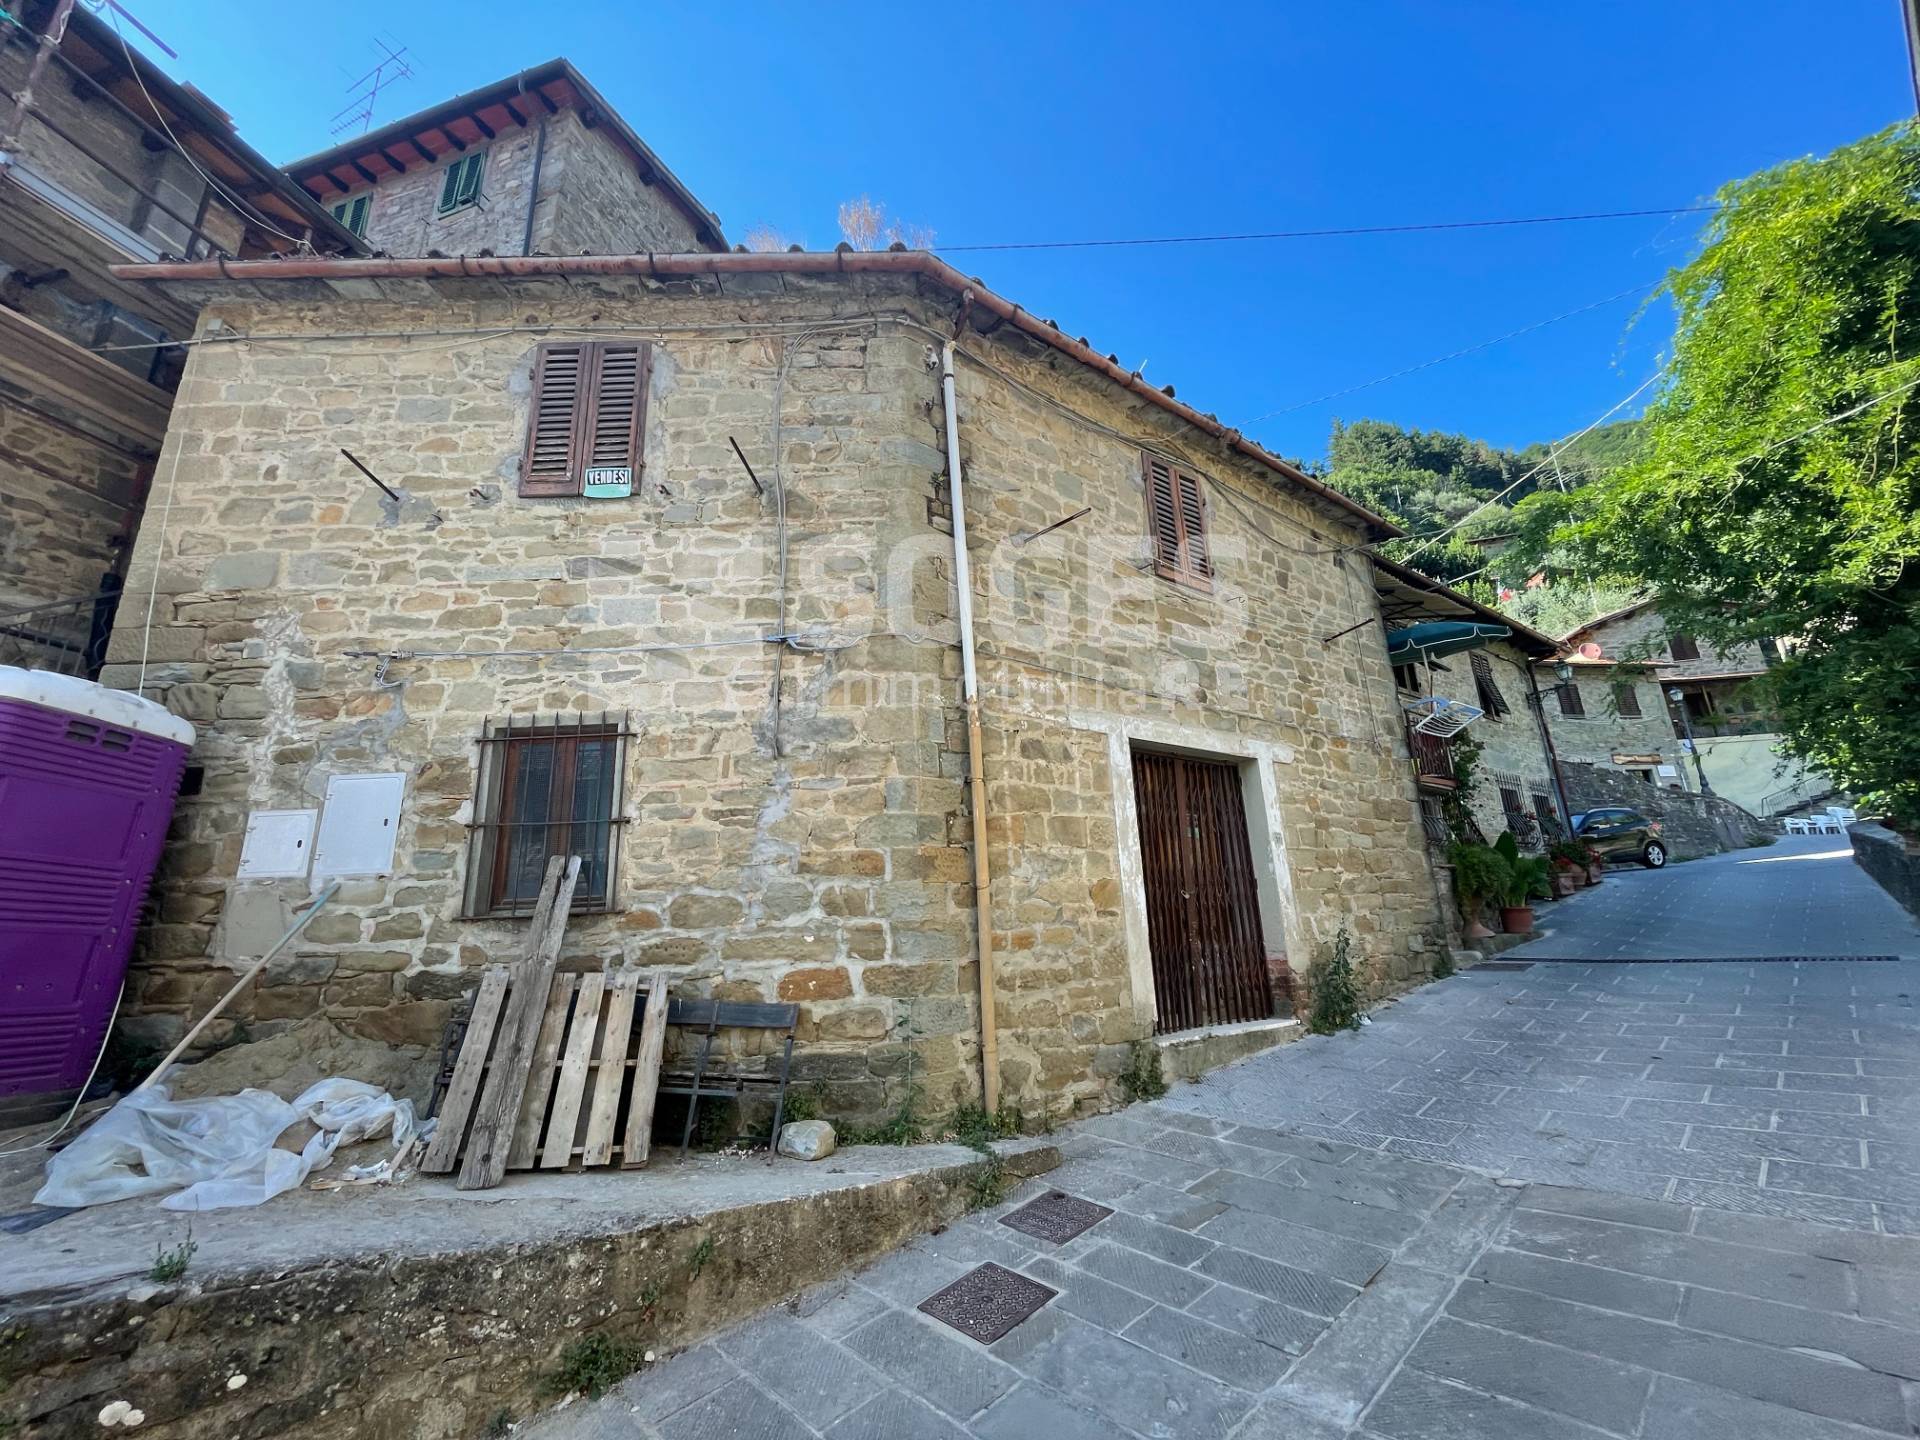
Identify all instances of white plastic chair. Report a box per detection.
[1812,814,1842,834]
[1784,817,1810,835]
[1827,807,1858,826]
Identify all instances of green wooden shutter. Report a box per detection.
[438,162,463,213]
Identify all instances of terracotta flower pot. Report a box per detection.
[1551,874,1574,898]
[1500,904,1535,934]
[1567,867,1589,888]
[1587,863,1604,884]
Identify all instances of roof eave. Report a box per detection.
[1366,549,1560,658]
[104,249,1394,537]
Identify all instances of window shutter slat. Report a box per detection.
[439,163,463,213]
[456,153,484,206]
[521,343,587,496]
[1142,453,1214,592]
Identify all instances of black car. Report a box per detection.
[1570,807,1668,869]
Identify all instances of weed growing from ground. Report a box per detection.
[541,1335,645,1400]
[1119,1042,1168,1103]
[688,1237,715,1280]
[1308,927,1364,1035]
[149,1232,196,1283]
[480,1408,513,1437]
[947,1098,1023,1149]
[840,1085,923,1146]
[1431,949,1457,980]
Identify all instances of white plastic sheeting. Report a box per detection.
[35,1079,427,1212]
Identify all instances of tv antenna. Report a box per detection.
[329,38,414,137]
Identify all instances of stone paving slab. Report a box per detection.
[523,1121,1920,1440]
[521,838,1920,1438]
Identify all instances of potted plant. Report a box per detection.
[1494,832,1550,933]
[1550,840,1590,889]
[1584,842,1605,884]
[1447,842,1506,941]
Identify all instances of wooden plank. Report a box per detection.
[456,856,581,1189]
[620,968,671,1169]
[419,965,511,1173]
[540,971,605,1169]
[508,974,577,1169]
[581,970,639,1167]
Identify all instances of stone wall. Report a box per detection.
[1560,761,1770,859]
[103,271,1446,1120]
[1539,663,1683,785]
[0,397,145,608]
[1582,603,1772,680]
[345,109,705,260]
[1849,822,1920,921]
[1404,637,1560,842]
[534,110,708,256]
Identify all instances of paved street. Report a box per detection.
[528,837,1920,1439]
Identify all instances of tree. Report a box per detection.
[741,224,793,253]
[1513,123,1920,824]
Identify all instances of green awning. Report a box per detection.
[1385,620,1511,664]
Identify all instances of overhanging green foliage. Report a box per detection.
[1511,123,1920,824]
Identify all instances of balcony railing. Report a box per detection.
[1408,727,1456,789]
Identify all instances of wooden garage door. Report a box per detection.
[1131,750,1271,1034]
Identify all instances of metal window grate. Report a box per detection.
[462,711,633,919]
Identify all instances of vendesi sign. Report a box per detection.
[583,466,633,499]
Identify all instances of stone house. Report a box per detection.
[0,0,359,663]
[101,128,1459,1117]
[1369,553,1564,939]
[1537,652,1682,797]
[1560,599,1827,815]
[283,60,725,262]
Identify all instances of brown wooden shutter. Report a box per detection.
[1142,452,1213,591]
[1175,470,1212,585]
[1615,682,1642,717]
[521,341,652,497]
[583,342,650,476]
[1558,682,1586,717]
[522,342,588,496]
[1469,651,1510,716]
[1145,454,1182,579]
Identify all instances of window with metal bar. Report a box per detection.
[1418,795,1450,846]
[464,713,631,917]
[1469,651,1510,717]
[1498,784,1540,848]
[1532,793,1560,840]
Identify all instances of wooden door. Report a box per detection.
[1131,750,1272,1034]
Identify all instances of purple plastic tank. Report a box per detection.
[0,666,193,1123]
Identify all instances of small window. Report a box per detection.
[1143,452,1213,592]
[465,714,630,917]
[522,341,653,497]
[330,194,371,237]
[1557,681,1586,717]
[1614,682,1642,717]
[1393,662,1422,694]
[1668,632,1700,662]
[1469,651,1510,717]
[437,152,486,215]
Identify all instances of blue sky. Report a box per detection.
[133,1,1908,463]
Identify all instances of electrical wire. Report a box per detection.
[1396,371,1663,566]
[936,206,1718,254]
[1249,279,1661,421]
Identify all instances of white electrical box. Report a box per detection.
[311,773,406,879]
[236,809,318,880]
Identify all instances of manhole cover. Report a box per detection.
[918,1263,1056,1343]
[999,1190,1112,1245]
[1520,955,1899,965]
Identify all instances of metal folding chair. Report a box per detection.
[655,999,799,1159]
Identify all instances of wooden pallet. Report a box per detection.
[424,964,670,1177]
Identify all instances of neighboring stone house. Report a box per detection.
[1561,599,1828,815]
[1537,654,1681,796]
[1369,553,1564,939]
[0,0,358,660]
[283,61,724,262]
[103,225,1455,1118]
